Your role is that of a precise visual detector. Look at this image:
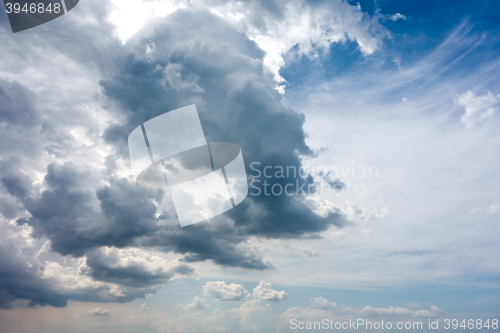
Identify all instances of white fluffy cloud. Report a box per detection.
[252,281,288,302]
[456,90,499,128]
[203,281,250,301]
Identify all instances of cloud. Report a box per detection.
[0,211,191,309]
[252,281,288,302]
[176,296,210,311]
[203,281,250,301]
[415,305,445,317]
[456,90,499,128]
[489,204,500,214]
[387,13,407,21]
[141,224,273,270]
[8,163,162,257]
[0,237,166,308]
[310,296,336,311]
[80,247,195,288]
[208,0,390,92]
[302,248,318,257]
[0,78,40,128]
[107,0,392,92]
[89,307,111,316]
[0,241,68,309]
[98,9,348,258]
[154,299,273,333]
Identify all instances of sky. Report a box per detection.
[0,0,499,332]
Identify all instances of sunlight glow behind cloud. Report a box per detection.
[108,0,388,93]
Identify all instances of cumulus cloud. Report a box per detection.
[456,90,499,128]
[203,281,250,301]
[176,296,210,311]
[252,281,288,302]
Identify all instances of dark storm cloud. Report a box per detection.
[99,9,345,240]
[4,163,161,256]
[0,159,34,219]
[0,241,68,309]
[141,222,272,270]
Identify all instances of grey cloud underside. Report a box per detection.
[0,240,163,309]
[0,6,347,307]
[0,241,67,309]
[4,163,161,257]
[82,248,196,288]
[2,162,273,270]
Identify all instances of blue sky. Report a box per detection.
[0,0,499,332]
